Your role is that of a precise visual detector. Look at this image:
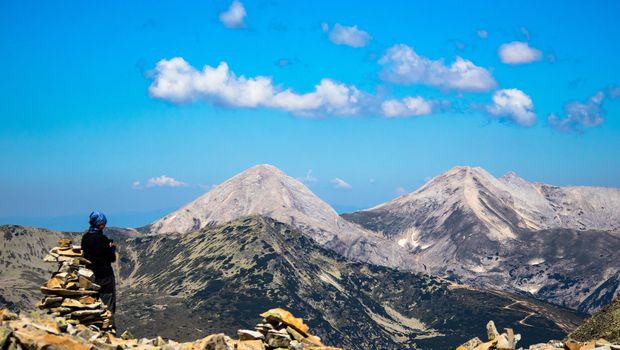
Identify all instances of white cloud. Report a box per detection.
[327,24,371,48]
[146,175,188,188]
[498,41,542,64]
[298,170,318,183]
[148,57,363,116]
[379,44,496,92]
[548,91,606,132]
[330,178,352,189]
[486,88,536,126]
[131,181,142,189]
[219,0,246,28]
[381,96,434,117]
[477,30,488,39]
[395,186,408,196]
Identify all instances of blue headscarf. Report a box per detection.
[89,211,107,228]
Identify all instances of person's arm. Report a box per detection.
[98,234,117,263]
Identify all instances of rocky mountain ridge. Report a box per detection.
[342,166,620,313]
[0,218,584,349]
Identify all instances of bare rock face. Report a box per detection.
[342,166,620,313]
[147,164,413,269]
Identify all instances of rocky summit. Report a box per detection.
[0,307,344,350]
[342,166,620,314]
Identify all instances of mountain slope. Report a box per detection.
[569,295,620,344]
[0,225,77,311]
[0,220,583,349]
[119,216,582,349]
[342,166,620,313]
[147,164,413,268]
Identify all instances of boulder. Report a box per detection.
[236,340,265,350]
[193,333,233,350]
[265,329,290,348]
[237,330,264,341]
[486,320,499,341]
[260,308,309,335]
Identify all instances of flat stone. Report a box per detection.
[61,298,102,310]
[237,330,264,341]
[49,307,72,314]
[46,276,64,289]
[70,309,104,318]
[38,297,64,309]
[265,330,290,348]
[259,308,309,336]
[78,296,97,305]
[77,268,94,279]
[40,287,98,297]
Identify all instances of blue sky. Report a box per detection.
[1,0,619,230]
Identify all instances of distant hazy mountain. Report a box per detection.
[0,219,584,349]
[342,166,620,314]
[147,164,414,268]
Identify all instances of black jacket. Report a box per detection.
[81,227,116,283]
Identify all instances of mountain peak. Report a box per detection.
[242,163,284,175]
[148,164,331,235]
[442,166,494,179]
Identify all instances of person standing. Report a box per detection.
[81,211,117,329]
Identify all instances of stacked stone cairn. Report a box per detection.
[37,239,113,331]
[456,320,620,350]
[235,307,342,349]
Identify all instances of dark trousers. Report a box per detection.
[96,274,116,330]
